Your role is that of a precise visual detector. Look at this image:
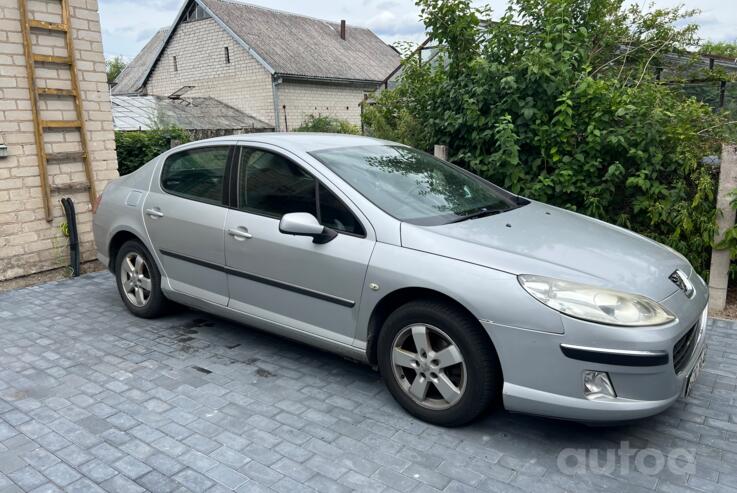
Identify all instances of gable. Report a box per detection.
[199,0,401,82]
[143,0,401,87]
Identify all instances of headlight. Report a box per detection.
[518,275,675,326]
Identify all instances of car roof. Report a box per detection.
[182,132,397,154]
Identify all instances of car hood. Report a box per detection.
[400,201,690,301]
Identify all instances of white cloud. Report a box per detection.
[100,0,181,59]
[99,0,737,59]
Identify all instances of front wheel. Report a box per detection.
[115,240,169,318]
[377,300,501,426]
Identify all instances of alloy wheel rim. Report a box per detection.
[120,253,152,307]
[391,323,467,410]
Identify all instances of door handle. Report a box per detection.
[145,208,164,218]
[228,228,253,240]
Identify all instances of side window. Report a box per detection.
[319,185,365,236]
[239,147,365,236]
[239,149,317,217]
[161,147,229,205]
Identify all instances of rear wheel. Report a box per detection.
[377,300,501,426]
[115,240,169,318]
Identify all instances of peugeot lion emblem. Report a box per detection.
[669,270,694,298]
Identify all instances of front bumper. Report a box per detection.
[483,278,709,423]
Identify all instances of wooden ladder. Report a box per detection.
[18,0,97,222]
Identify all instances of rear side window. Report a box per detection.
[161,147,229,205]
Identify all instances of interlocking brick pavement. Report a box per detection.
[0,272,735,492]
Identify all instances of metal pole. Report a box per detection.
[434,145,449,160]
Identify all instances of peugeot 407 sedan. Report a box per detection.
[93,133,708,426]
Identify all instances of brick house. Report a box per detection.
[0,0,118,286]
[112,0,400,131]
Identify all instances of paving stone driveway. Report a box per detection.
[0,272,736,493]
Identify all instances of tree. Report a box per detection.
[364,0,730,275]
[106,56,127,84]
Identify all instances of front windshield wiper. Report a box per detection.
[448,208,509,224]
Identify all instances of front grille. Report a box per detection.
[673,324,698,374]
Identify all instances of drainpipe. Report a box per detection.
[60,197,80,277]
[271,76,282,131]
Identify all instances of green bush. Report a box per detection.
[295,115,360,135]
[700,41,737,58]
[364,0,731,276]
[115,126,190,175]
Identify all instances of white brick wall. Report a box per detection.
[146,18,276,126]
[278,80,367,130]
[0,0,118,282]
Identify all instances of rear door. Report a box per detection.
[223,145,375,344]
[143,145,233,305]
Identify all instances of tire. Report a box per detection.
[114,240,169,318]
[377,299,501,426]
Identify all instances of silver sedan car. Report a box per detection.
[93,133,708,426]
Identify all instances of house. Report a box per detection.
[113,0,401,131]
[111,27,170,96]
[1,0,118,287]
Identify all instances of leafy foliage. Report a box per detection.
[295,115,360,135]
[115,126,190,176]
[700,41,737,59]
[364,0,730,275]
[106,56,127,84]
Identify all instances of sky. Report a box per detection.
[98,0,737,60]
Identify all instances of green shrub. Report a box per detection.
[364,0,731,276]
[115,126,190,175]
[295,115,360,135]
[700,41,737,59]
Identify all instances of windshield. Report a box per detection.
[310,145,520,226]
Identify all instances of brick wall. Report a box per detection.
[0,0,118,282]
[146,18,276,126]
[278,80,368,130]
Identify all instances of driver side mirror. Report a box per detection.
[279,212,337,244]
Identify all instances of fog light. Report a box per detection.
[583,371,616,400]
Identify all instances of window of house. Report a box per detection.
[238,148,364,235]
[173,56,178,72]
[161,146,229,205]
[224,46,230,64]
[183,3,210,22]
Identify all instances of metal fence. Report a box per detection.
[661,53,737,114]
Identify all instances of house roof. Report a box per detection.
[141,0,400,88]
[112,28,170,95]
[112,95,273,131]
[200,0,400,81]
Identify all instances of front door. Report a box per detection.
[143,145,232,305]
[224,146,375,344]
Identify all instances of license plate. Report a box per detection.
[683,348,706,398]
